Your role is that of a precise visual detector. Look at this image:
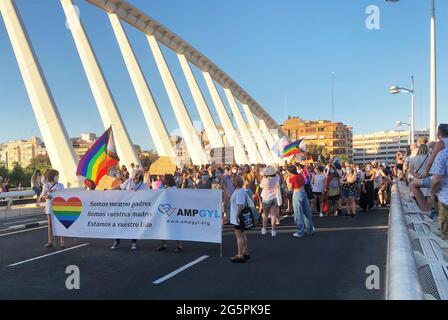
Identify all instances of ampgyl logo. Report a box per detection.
[157,203,220,218]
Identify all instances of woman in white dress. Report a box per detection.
[41,170,65,248]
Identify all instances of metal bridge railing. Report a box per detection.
[387,179,448,300]
[0,190,36,207]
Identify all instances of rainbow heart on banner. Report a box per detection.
[52,197,83,229]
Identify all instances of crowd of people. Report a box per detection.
[76,157,398,262]
[29,123,448,263]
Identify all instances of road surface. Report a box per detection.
[0,208,388,299]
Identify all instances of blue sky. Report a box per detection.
[0,0,447,150]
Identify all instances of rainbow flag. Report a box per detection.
[76,127,119,184]
[283,139,306,157]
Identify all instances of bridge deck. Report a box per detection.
[0,209,388,299]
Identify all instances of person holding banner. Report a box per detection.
[230,175,250,263]
[156,174,184,253]
[41,170,65,248]
[110,173,147,250]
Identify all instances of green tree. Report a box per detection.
[26,154,52,172]
[306,144,330,163]
[9,162,25,188]
[139,153,159,171]
[317,145,330,163]
[0,162,8,181]
[307,143,318,162]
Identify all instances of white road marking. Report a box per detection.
[222,225,388,235]
[153,255,209,285]
[8,243,89,267]
[3,218,38,225]
[0,225,47,236]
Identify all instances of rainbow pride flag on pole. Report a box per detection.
[76,127,120,184]
[283,138,306,157]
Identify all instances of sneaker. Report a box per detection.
[175,246,183,253]
[243,253,250,260]
[131,243,137,250]
[276,220,280,225]
[271,230,277,237]
[319,212,324,217]
[44,243,53,248]
[261,228,267,235]
[110,241,120,249]
[293,233,304,238]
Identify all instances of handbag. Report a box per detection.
[415,154,430,176]
[239,192,256,231]
[322,198,329,214]
[276,185,283,206]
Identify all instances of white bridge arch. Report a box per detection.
[0,0,284,187]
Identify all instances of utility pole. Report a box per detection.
[429,0,437,141]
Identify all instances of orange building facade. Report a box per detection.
[281,117,353,161]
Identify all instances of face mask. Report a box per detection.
[215,172,222,177]
[346,169,353,174]
[54,176,59,183]
[202,175,208,180]
[329,170,335,174]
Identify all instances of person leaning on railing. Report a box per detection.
[31,169,43,207]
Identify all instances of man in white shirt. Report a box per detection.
[129,163,136,179]
[120,173,148,191]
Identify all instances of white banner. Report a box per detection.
[50,189,223,244]
[209,147,235,165]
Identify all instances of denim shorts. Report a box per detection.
[262,198,278,207]
[421,176,432,189]
[342,190,356,198]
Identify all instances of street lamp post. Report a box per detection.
[396,121,411,145]
[390,76,415,143]
[386,0,437,141]
[430,0,437,142]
